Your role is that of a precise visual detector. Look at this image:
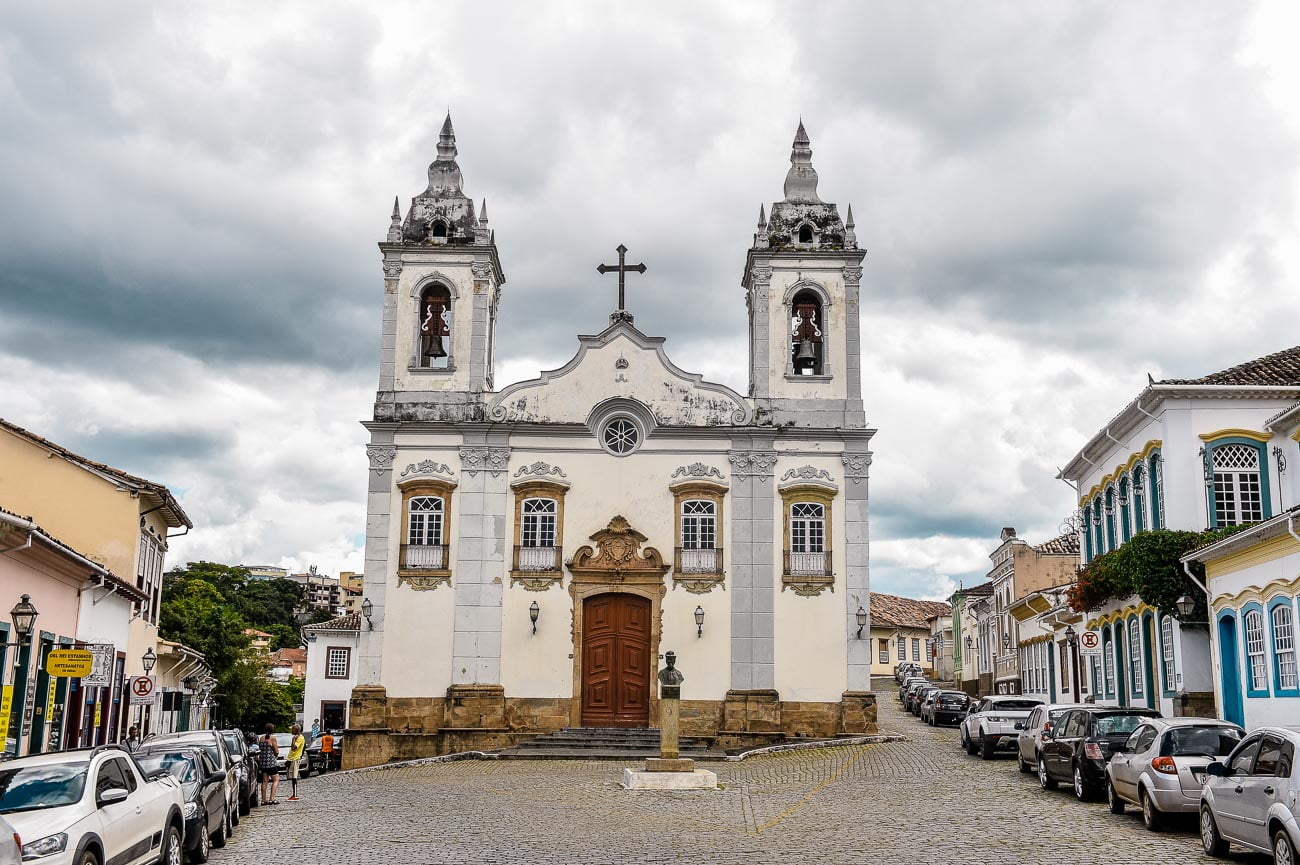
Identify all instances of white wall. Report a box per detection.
[304,630,359,729]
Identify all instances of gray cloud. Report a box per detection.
[1,1,1296,595]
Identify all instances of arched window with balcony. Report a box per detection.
[510,479,567,584]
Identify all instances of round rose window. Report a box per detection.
[602,417,640,455]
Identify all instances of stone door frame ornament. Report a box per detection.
[566,515,669,728]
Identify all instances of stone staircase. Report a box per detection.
[492,726,725,760]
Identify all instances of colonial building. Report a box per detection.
[866,592,951,678]
[949,581,992,695]
[304,612,361,732]
[1058,346,1300,718]
[980,527,1078,695]
[347,117,876,767]
[1182,396,1300,729]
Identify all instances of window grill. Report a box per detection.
[1212,444,1263,526]
[602,418,640,454]
[408,496,444,546]
[790,502,825,553]
[1128,623,1143,697]
[1161,616,1175,688]
[326,647,350,679]
[521,498,557,548]
[681,500,716,550]
[1245,609,1268,691]
[1103,640,1116,696]
[1273,605,1298,691]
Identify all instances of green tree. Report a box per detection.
[265,623,301,651]
[214,656,294,730]
[158,580,249,674]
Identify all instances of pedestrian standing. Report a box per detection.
[122,725,142,754]
[310,718,320,742]
[319,730,335,772]
[286,723,307,801]
[258,724,281,805]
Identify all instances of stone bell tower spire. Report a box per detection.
[783,120,821,203]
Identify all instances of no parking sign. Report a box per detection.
[129,676,156,705]
[1078,630,1102,656]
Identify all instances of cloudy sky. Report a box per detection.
[3,2,1299,600]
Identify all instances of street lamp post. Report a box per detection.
[1065,624,1081,703]
[3,595,39,756]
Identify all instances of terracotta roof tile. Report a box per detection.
[1032,532,1079,556]
[304,612,361,632]
[1159,345,1300,387]
[870,592,952,629]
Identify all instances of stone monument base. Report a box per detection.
[621,768,718,790]
[645,757,695,772]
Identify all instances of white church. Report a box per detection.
[346,116,877,767]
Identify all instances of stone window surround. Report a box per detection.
[781,279,834,381]
[670,478,728,593]
[509,478,569,588]
[397,476,456,582]
[778,483,835,595]
[407,274,458,374]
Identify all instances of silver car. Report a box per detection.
[1015,703,1085,774]
[1199,726,1300,863]
[960,695,1043,759]
[1105,717,1244,830]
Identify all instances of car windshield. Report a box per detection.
[159,736,222,766]
[273,734,293,749]
[136,753,199,784]
[990,700,1039,711]
[1093,714,1154,737]
[1161,726,1243,758]
[0,762,89,813]
[222,734,244,756]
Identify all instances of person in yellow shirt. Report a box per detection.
[286,723,307,801]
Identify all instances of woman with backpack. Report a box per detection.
[257,723,281,805]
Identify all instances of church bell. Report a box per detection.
[424,337,447,359]
[794,338,817,368]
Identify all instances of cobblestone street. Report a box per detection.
[211,684,1268,864]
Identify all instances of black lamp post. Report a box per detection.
[855,606,867,639]
[1002,632,1011,653]
[694,606,705,638]
[529,601,540,635]
[1064,624,1080,703]
[141,647,156,674]
[8,594,38,646]
[360,597,374,630]
[1175,594,1196,618]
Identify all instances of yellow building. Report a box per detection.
[0,418,192,742]
[868,592,953,679]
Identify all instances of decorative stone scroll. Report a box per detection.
[675,576,725,595]
[397,574,451,592]
[512,460,568,480]
[470,261,493,280]
[782,577,834,598]
[459,447,510,478]
[567,516,669,585]
[728,452,778,481]
[382,262,403,279]
[399,460,454,480]
[841,266,863,286]
[750,265,773,283]
[671,463,725,481]
[780,466,833,483]
[840,452,872,485]
[510,574,563,592]
[366,446,397,474]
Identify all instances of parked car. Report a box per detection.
[894,663,921,683]
[927,690,971,726]
[147,730,241,833]
[272,733,295,775]
[960,695,1043,759]
[1037,706,1162,800]
[0,814,20,865]
[1105,717,1243,831]
[1199,725,1300,862]
[0,745,185,865]
[1015,703,1086,774]
[135,745,230,863]
[903,681,933,712]
[913,686,942,717]
[218,728,258,813]
[898,676,928,701]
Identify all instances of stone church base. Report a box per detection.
[343,685,877,770]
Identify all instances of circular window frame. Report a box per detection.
[600,415,643,456]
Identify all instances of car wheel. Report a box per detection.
[1274,828,1296,865]
[250,786,259,809]
[1039,757,1058,790]
[191,819,210,864]
[1107,780,1124,814]
[1073,765,1092,801]
[981,735,996,760]
[1018,752,1031,774]
[1140,789,1164,831]
[78,849,100,865]
[211,808,228,848]
[229,797,239,828]
[161,823,183,865]
[965,735,978,756]
[1200,806,1229,858]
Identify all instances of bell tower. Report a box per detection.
[375,113,505,413]
[742,121,865,428]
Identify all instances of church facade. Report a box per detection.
[346,116,877,768]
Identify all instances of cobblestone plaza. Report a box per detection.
[211,687,1265,864]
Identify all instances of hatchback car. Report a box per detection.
[928,690,971,726]
[1037,706,1162,801]
[1106,717,1244,830]
[219,729,258,813]
[1015,703,1086,774]
[1199,725,1300,863]
[960,696,1043,759]
[912,685,942,717]
[135,745,230,863]
[147,730,241,833]
[903,681,934,713]
[898,676,928,701]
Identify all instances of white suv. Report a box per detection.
[960,696,1043,760]
[0,746,185,865]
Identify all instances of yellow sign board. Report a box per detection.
[0,685,12,735]
[93,700,101,728]
[46,650,94,678]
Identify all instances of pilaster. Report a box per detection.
[452,432,510,684]
[359,427,398,686]
[842,448,873,691]
[728,440,778,691]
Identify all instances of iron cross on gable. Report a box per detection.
[596,244,646,318]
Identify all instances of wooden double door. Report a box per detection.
[581,593,651,727]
